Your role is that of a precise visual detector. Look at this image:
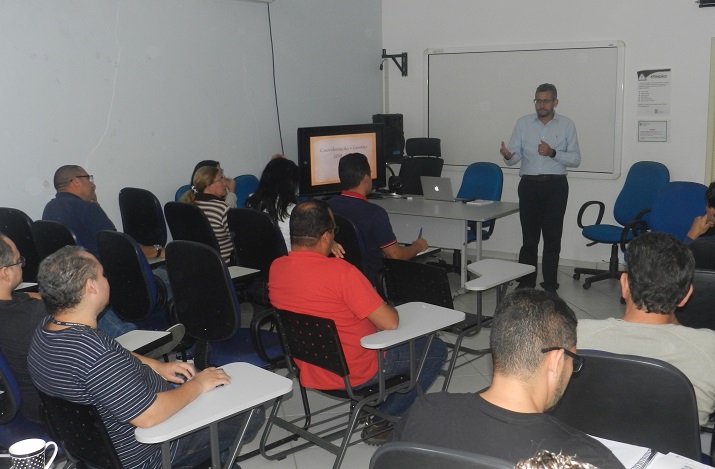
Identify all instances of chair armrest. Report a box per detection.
[250,307,284,368]
[577,201,605,229]
[620,219,649,253]
[633,208,652,220]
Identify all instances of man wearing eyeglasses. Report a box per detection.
[394,288,624,468]
[0,233,47,424]
[578,232,715,427]
[500,84,581,294]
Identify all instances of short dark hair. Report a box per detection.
[0,233,13,267]
[53,165,84,190]
[490,289,577,378]
[706,181,715,209]
[627,232,694,314]
[536,83,557,99]
[338,153,371,190]
[289,199,333,247]
[38,246,98,315]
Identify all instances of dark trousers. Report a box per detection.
[517,176,569,291]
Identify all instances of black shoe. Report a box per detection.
[361,418,393,446]
[540,282,559,295]
[515,282,535,290]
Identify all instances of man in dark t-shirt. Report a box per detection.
[0,233,48,423]
[394,289,624,469]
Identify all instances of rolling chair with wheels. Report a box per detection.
[234,174,259,208]
[31,220,77,261]
[370,442,513,469]
[0,208,41,283]
[648,181,709,241]
[118,187,167,248]
[397,138,443,195]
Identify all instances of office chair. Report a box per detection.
[648,181,708,241]
[118,187,168,247]
[226,208,287,275]
[260,309,410,469]
[370,442,513,469]
[165,240,282,370]
[164,201,223,257]
[675,268,715,330]
[333,213,368,277]
[233,174,259,208]
[573,161,669,289]
[31,220,77,261]
[174,184,191,202]
[548,350,701,460]
[398,138,443,195]
[0,207,41,284]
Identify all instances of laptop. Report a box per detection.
[421,176,475,202]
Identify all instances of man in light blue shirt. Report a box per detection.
[500,83,581,293]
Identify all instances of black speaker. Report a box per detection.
[372,113,404,160]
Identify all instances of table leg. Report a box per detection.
[160,441,171,469]
[210,422,220,469]
[223,408,257,469]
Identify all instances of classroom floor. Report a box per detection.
[238,262,627,469]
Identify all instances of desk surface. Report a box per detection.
[371,197,519,222]
[135,362,292,444]
[360,301,465,349]
[228,265,261,280]
[465,259,535,291]
[115,330,171,355]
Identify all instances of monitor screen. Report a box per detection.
[297,123,386,196]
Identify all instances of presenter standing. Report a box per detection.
[500,83,581,293]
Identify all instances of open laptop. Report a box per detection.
[421,176,475,202]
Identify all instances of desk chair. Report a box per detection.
[260,309,410,469]
[548,350,701,460]
[165,240,282,370]
[333,214,368,277]
[648,181,708,241]
[377,258,484,391]
[0,208,41,283]
[234,174,259,208]
[226,208,287,274]
[31,220,77,261]
[675,268,715,330]
[118,187,168,248]
[174,184,191,202]
[164,201,227,261]
[0,350,48,450]
[38,391,122,469]
[397,138,443,195]
[370,442,513,469]
[573,161,669,289]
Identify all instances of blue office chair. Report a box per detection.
[0,350,48,450]
[648,181,708,241]
[573,161,669,289]
[234,174,259,208]
[175,184,191,202]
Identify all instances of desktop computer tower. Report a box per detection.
[372,113,404,161]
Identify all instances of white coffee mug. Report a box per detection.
[8,438,57,469]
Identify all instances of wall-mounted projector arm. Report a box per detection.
[381,49,408,77]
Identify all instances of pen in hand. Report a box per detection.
[418,227,423,238]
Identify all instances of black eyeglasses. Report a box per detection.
[2,256,25,269]
[541,347,584,373]
[533,98,555,105]
[325,225,340,235]
[76,175,94,183]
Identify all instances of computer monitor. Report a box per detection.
[297,123,386,196]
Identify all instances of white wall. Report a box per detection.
[0,0,382,231]
[382,0,715,265]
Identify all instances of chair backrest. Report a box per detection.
[398,157,445,196]
[96,231,164,323]
[688,239,715,270]
[675,268,715,329]
[612,161,670,226]
[165,240,239,342]
[378,258,454,309]
[274,309,350,381]
[0,207,41,283]
[648,181,708,241]
[38,391,122,469]
[548,350,701,459]
[226,208,287,273]
[405,138,441,158]
[333,214,367,276]
[370,442,513,469]
[31,220,77,261]
[118,187,168,247]
[175,184,191,202]
[0,349,21,424]
[164,201,221,252]
[234,174,260,208]
[456,162,503,201]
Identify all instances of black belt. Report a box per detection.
[521,174,567,182]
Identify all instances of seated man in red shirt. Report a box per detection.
[268,199,447,445]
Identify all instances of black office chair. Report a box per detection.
[38,391,122,469]
[689,239,715,270]
[675,268,715,330]
[370,442,513,469]
[165,240,282,371]
[31,220,77,261]
[333,213,367,277]
[226,208,287,274]
[164,201,225,259]
[259,309,410,469]
[548,350,701,460]
[118,187,168,247]
[397,138,443,195]
[377,258,487,391]
[0,208,41,283]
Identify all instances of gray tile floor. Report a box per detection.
[239,263,627,469]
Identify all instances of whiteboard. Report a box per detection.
[425,41,625,178]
